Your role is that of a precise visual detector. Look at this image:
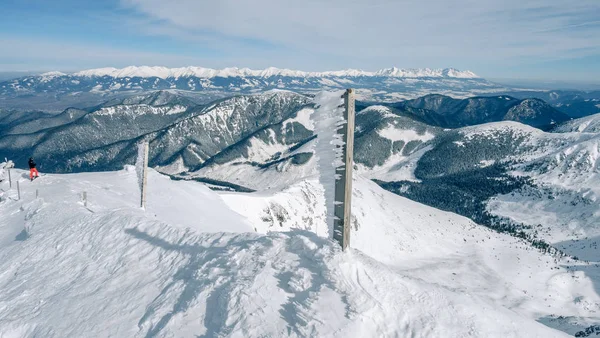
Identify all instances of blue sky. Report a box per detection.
[0,0,599,82]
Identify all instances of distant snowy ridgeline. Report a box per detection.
[71,66,480,79]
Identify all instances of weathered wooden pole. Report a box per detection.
[333,88,355,251]
[140,142,149,209]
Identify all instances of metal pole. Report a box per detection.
[141,142,149,209]
[17,181,20,200]
[333,88,355,251]
[8,169,11,188]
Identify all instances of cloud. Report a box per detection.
[120,0,600,70]
[1,0,599,80]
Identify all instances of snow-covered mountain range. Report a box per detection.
[1,89,599,247]
[2,66,599,120]
[2,89,600,335]
[0,90,577,174]
[0,66,501,111]
[61,66,482,79]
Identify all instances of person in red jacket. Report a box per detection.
[28,157,39,181]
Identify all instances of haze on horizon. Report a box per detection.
[0,0,598,84]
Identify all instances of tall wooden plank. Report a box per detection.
[333,89,355,251]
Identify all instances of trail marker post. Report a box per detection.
[4,159,14,188]
[16,181,20,200]
[333,89,355,251]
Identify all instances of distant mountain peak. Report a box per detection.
[374,67,478,79]
[63,66,480,79]
[40,71,67,77]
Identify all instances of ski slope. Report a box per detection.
[0,166,597,336]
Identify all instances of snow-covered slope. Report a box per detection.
[362,119,600,251]
[0,91,312,174]
[1,165,594,336]
[555,113,600,133]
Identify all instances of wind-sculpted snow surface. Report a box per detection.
[312,91,345,238]
[0,168,585,337]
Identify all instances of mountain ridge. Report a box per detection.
[69,66,480,79]
[392,94,570,129]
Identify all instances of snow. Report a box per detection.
[378,125,435,143]
[135,143,147,199]
[3,89,600,336]
[282,108,315,131]
[109,82,122,90]
[39,71,66,77]
[246,135,290,163]
[312,91,346,238]
[490,134,600,244]
[89,84,104,93]
[94,105,187,117]
[460,121,543,141]
[39,71,66,82]
[357,105,396,118]
[555,113,600,133]
[359,145,432,182]
[455,120,600,246]
[479,159,496,167]
[375,67,479,78]
[154,156,188,175]
[0,166,590,336]
[70,66,479,79]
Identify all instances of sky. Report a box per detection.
[0,0,599,82]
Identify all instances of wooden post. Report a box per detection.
[333,89,355,251]
[83,191,87,207]
[140,142,149,209]
[7,169,11,188]
[17,181,20,200]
